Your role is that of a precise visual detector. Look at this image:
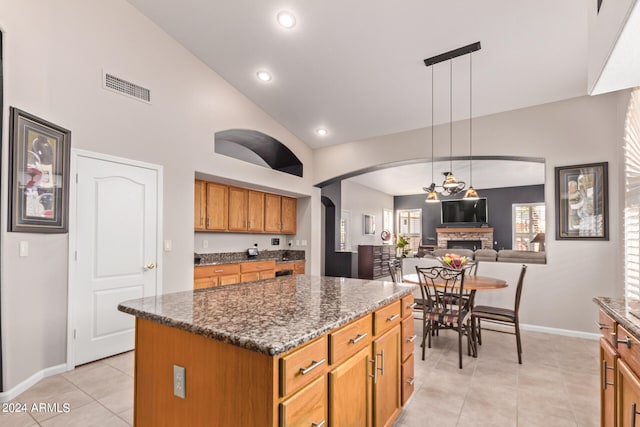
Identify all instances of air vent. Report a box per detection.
[103,72,151,103]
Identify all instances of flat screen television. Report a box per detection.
[441,198,488,224]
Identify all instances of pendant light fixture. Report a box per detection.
[424,63,439,203]
[422,42,481,198]
[464,49,480,199]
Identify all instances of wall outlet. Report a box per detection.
[19,241,29,257]
[174,365,186,399]
[164,240,172,251]
[301,240,307,246]
[271,238,280,245]
[202,240,209,249]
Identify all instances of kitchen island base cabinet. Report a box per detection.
[600,337,617,427]
[132,298,411,426]
[618,360,640,427]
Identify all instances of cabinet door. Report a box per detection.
[194,180,207,230]
[372,326,401,427]
[247,190,264,232]
[259,270,275,280]
[206,183,228,231]
[228,187,248,231]
[219,274,240,286]
[601,338,617,427]
[281,196,297,234]
[328,346,371,427]
[280,375,326,427]
[401,353,414,406]
[194,276,217,290]
[293,261,305,275]
[241,272,260,283]
[264,193,282,232]
[618,359,640,427]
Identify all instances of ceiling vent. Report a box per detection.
[103,72,151,103]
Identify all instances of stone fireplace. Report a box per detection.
[436,227,494,250]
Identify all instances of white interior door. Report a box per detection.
[73,154,160,365]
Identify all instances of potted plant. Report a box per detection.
[396,235,410,257]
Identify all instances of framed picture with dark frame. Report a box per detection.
[363,214,375,235]
[555,162,608,240]
[8,107,71,233]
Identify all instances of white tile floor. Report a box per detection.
[1,320,599,426]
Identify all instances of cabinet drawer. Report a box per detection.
[329,314,372,365]
[280,336,328,397]
[401,315,416,362]
[401,294,416,318]
[401,354,415,406]
[241,260,276,273]
[194,264,240,278]
[617,325,640,374]
[374,300,402,336]
[279,375,326,427]
[598,309,617,346]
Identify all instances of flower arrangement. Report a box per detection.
[438,253,469,270]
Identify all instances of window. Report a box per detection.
[339,210,350,252]
[397,209,422,254]
[512,203,545,251]
[625,89,640,300]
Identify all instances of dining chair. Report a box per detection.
[415,266,473,369]
[471,264,527,364]
[387,259,403,283]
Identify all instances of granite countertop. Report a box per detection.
[195,249,305,266]
[594,296,640,338]
[119,275,415,356]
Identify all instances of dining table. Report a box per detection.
[402,273,508,357]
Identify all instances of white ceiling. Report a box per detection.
[126,0,590,149]
[346,159,545,196]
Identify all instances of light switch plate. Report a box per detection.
[164,240,172,251]
[19,241,29,257]
[174,365,186,399]
[202,240,209,249]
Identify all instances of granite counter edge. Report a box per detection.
[593,296,640,339]
[119,285,415,356]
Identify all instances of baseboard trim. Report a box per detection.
[520,323,599,340]
[0,363,68,403]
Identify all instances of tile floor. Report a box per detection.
[1,321,599,426]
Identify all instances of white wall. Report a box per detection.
[0,0,317,391]
[341,180,394,251]
[315,92,630,334]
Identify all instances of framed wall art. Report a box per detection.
[8,107,71,233]
[555,162,608,240]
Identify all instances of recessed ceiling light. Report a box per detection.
[315,128,328,136]
[256,70,272,82]
[277,11,296,29]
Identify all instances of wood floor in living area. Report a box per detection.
[1,320,598,427]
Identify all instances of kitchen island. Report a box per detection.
[119,275,416,427]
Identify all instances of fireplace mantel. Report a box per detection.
[436,227,494,249]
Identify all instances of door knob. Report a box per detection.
[145,263,156,270]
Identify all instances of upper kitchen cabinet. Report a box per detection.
[195,180,296,235]
[206,182,228,231]
[247,190,264,232]
[265,194,297,234]
[281,196,297,234]
[228,187,248,232]
[194,180,207,230]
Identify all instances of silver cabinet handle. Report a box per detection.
[618,335,633,349]
[207,217,211,227]
[349,333,368,344]
[407,302,417,309]
[386,314,400,322]
[633,403,640,427]
[595,321,609,330]
[407,377,415,385]
[299,359,326,375]
[369,358,377,384]
[407,335,417,343]
[602,360,615,390]
[375,349,385,377]
[311,421,326,427]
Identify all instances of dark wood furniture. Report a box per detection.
[358,245,394,279]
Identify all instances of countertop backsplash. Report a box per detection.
[195,249,305,265]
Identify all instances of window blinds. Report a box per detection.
[625,88,640,299]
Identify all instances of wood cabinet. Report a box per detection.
[264,194,297,234]
[358,245,394,280]
[228,187,248,231]
[240,260,276,283]
[196,180,296,234]
[247,190,264,232]
[400,294,415,405]
[206,182,228,231]
[600,337,617,427]
[133,295,411,427]
[194,264,240,289]
[194,180,207,230]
